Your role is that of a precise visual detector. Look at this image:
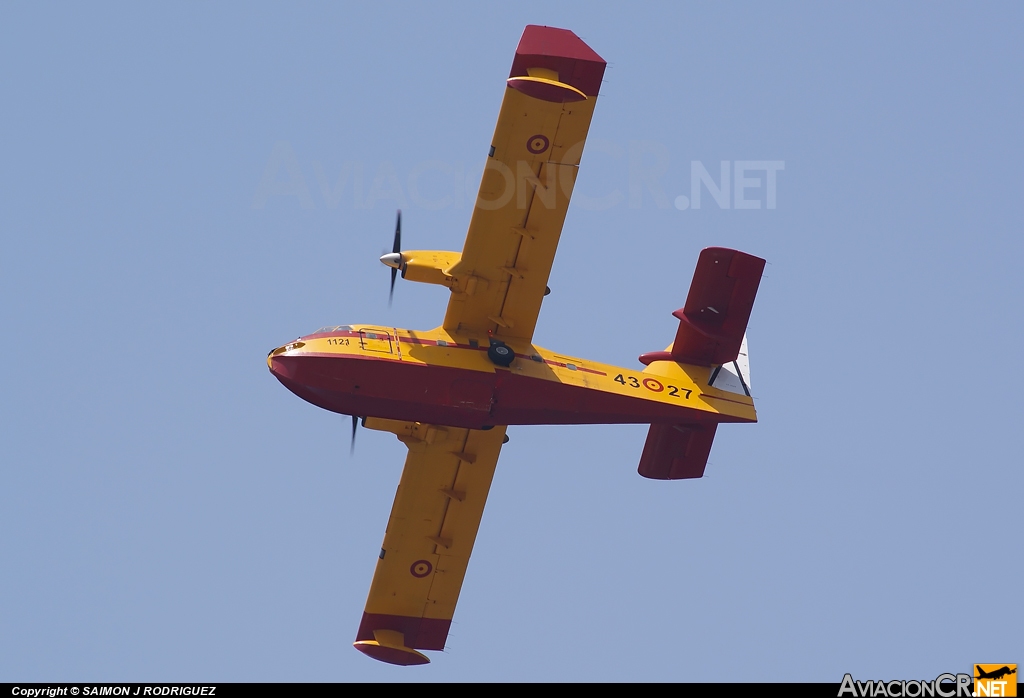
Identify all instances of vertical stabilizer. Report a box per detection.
[638,248,764,368]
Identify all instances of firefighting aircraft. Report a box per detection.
[267,25,765,666]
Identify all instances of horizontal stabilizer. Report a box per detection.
[637,423,718,480]
[670,247,764,366]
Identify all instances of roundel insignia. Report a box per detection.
[410,560,433,578]
[526,134,549,154]
[642,378,665,392]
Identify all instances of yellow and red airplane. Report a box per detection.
[267,25,765,666]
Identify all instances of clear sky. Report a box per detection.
[1,1,1021,683]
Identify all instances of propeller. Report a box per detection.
[379,209,402,307]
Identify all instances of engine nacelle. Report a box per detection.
[381,249,487,294]
[399,250,461,287]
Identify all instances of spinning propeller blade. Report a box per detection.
[388,210,401,306]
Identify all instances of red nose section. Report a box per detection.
[268,355,293,381]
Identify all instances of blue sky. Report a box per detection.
[1,2,1021,682]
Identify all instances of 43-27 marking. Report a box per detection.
[613,373,691,399]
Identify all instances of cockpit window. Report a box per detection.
[313,325,353,334]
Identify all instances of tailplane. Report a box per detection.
[636,247,764,480]
[637,423,718,480]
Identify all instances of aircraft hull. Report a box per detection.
[269,351,747,429]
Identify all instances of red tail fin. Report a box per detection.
[637,423,718,480]
[640,247,765,367]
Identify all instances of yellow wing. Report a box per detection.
[353,419,506,664]
[443,26,606,342]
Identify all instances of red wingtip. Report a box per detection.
[354,641,430,666]
[509,25,606,97]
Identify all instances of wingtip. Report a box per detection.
[510,25,606,96]
[353,640,430,666]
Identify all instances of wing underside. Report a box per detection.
[353,26,607,666]
[354,420,507,664]
[443,26,606,342]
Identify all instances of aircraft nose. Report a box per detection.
[267,353,287,378]
[267,341,305,377]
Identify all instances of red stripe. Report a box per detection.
[537,357,606,376]
[302,330,607,374]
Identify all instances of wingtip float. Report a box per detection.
[267,25,766,666]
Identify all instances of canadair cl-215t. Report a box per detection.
[267,25,765,666]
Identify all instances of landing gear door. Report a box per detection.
[358,328,394,355]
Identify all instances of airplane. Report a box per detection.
[267,25,765,666]
[976,666,1017,681]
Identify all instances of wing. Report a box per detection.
[442,25,606,342]
[353,419,507,665]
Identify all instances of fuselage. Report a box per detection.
[268,324,756,430]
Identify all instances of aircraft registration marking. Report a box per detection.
[614,373,692,399]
